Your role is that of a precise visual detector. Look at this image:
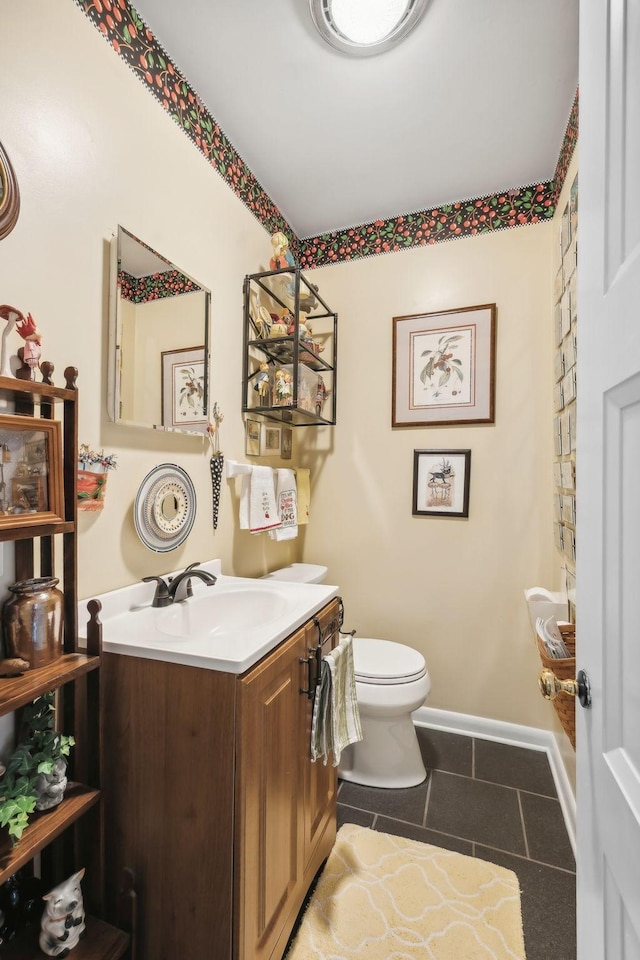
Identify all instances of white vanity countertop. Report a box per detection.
[78,560,340,674]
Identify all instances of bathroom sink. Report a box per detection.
[157,585,289,638]
[81,559,339,674]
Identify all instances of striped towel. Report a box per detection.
[311,636,362,766]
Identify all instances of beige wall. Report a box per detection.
[301,226,558,729]
[1,0,569,734]
[0,0,299,603]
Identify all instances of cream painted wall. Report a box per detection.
[0,0,299,604]
[300,226,558,729]
[0,0,570,736]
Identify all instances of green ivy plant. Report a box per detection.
[0,693,74,843]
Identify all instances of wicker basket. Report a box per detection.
[536,624,576,749]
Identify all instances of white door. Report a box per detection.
[577,1,640,956]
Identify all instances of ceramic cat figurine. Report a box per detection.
[39,869,86,957]
[34,757,68,811]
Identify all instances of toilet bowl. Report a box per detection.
[339,636,430,788]
[265,563,431,789]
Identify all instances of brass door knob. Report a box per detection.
[538,668,591,708]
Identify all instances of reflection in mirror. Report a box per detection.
[108,226,211,434]
[160,493,179,521]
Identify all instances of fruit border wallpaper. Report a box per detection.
[74,0,579,269]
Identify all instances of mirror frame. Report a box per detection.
[107,227,211,435]
[0,140,20,241]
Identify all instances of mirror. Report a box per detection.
[108,226,211,434]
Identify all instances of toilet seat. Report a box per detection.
[351,637,427,685]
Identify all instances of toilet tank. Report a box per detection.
[263,563,328,584]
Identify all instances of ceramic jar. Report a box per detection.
[2,577,64,669]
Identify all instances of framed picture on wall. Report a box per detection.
[260,424,282,457]
[392,305,496,427]
[245,418,261,457]
[412,449,471,518]
[0,414,64,529]
[161,346,207,431]
[281,427,293,460]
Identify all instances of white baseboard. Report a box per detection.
[412,706,576,856]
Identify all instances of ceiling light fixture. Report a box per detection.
[309,0,430,57]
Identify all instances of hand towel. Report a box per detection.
[311,636,362,766]
[248,466,281,533]
[238,472,251,529]
[270,468,298,541]
[296,468,310,524]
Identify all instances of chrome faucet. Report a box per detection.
[142,562,217,608]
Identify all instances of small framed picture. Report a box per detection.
[260,424,282,457]
[412,449,471,518]
[245,419,261,457]
[24,437,47,465]
[0,414,64,528]
[281,427,293,460]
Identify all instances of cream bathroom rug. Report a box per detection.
[287,823,526,960]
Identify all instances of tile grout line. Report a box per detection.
[471,737,475,779]
[422,773,433,828]
[516,789,531,859]
[337,800,576,874]
[421,767,559,801]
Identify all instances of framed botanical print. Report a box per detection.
[161,346,206,431]
[392,305,496,426]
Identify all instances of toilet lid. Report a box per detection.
[351,637,427,685]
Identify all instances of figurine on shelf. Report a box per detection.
[15,311,42,379]
[269,233,319,314]
[34,757,68,811]
[268,314,289,338]
[315,375,329,417]
[249,287,272,338]
[39,869,86,957]
[253,363,270,405]
[275,369,293,405]
[0,304,22,377]
[269,231,296,272]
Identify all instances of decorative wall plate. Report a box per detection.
[0,140,20,241]
[134,463,197,552]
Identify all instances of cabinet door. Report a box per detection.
[235,625,307,960]
[303,603,338,869]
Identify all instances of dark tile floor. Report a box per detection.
[337,727,576,960]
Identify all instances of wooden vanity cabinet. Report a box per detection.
[234,599,338,960]
[101,597,339,960]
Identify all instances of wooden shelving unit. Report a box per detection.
[0,368,132,958]
[1,915,130,960]
[0,655,99,714]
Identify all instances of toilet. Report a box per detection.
[265,563,431,789]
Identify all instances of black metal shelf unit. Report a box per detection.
[242,267,337,426]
